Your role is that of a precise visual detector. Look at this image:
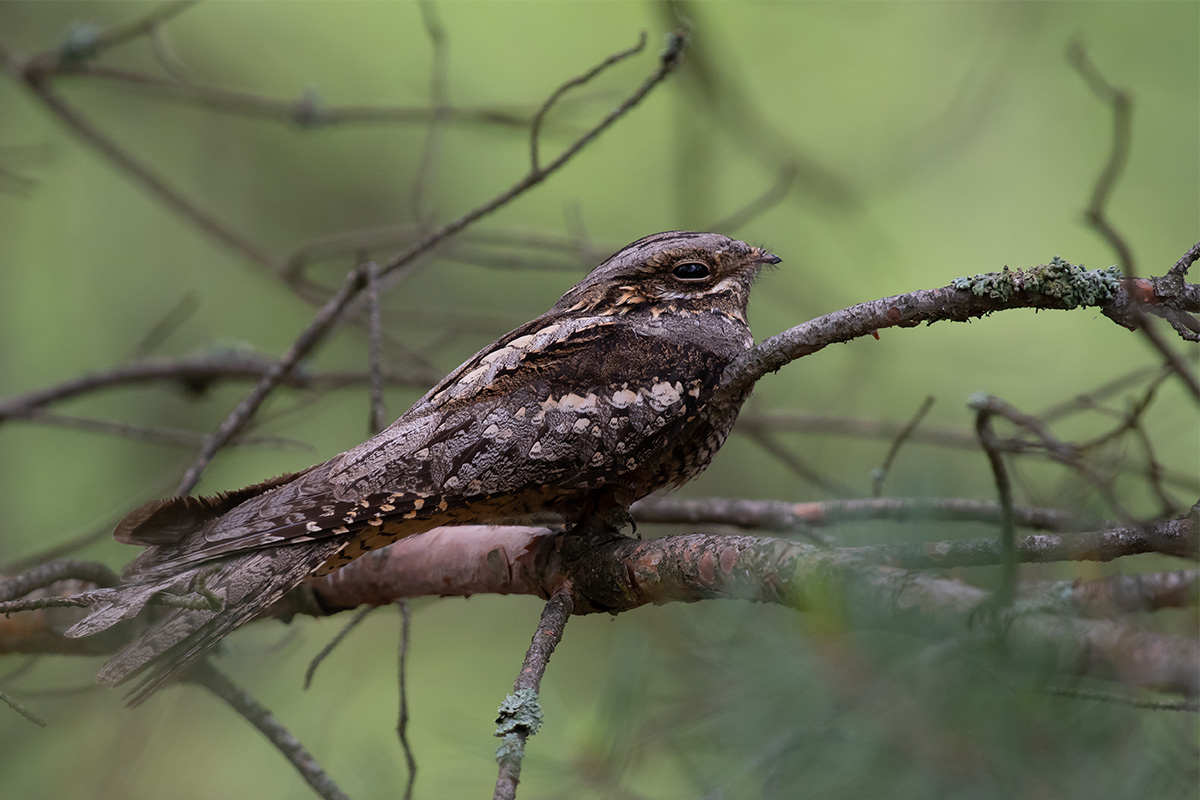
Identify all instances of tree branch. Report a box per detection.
[494,586,573,800]
[189,660,350,800]
[716,260,1199,407]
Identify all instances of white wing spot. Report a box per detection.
[649,381,682,410]
[558,392,597,412]
[610,389,638,408]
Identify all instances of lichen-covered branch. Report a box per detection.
[716,259,1200,405]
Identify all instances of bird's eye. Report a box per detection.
[672,261,710,281]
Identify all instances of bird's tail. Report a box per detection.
[65,540,344,705]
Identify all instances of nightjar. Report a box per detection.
[67,231,780,701]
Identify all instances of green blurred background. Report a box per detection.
[1,2,1196,798]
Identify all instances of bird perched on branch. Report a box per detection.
[67,231,780,703]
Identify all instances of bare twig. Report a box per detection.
[190,660,350,800]
[970,394,1132,518]
[529,33,648,171]
[872,396,935,497]
[1037,364,1166,422]
[4,407,301,450]
[850,514,1198,570]
[1169,241,1200,283]
[411,0,449,227]
[175,266,370,495]
[57,64,531,128]
[1067,40,1135,275]
[128,292,200,360]
[973,400,1018,606]
[0,354,433,421]
[494,586,574,800]
[0,561,118,602]
[0,687,47,727]
[302,606,375,690]
[0,44,280,273]
[631,495,1100,535]
[1040,685,1198,712]
[375,30,685,285]
[742,426,855,496]
[396,600,417,800]
[706,164,798,233]
[0,527,114,575]
[1068,41,1200,400]
[365,262,388,434]
[57,0,199,62]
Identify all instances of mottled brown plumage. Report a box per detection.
[66,231,780,702]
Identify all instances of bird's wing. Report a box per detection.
[119,316,730,577]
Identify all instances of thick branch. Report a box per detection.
[6,517,1197,699]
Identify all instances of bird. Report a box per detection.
[65,230,780,703]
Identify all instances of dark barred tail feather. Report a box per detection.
[69,540,344,705]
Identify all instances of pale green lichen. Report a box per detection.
[494,688,543,762]
[951,256,1121,309]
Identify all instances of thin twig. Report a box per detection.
[411,0,449,228]
[1041,684,1198,712]
[973,399,1018,607]
[852,517,1199,570]
[0,560,118,602]
[191,660,350,800]
[1037,365,1165,423]
[872,396,934,497]
[128,291,200,360]
[175,266,369,495]
[0,45,280,273]
[630,495,1100,535]
[57,64,531,128]
[971,394,1133,518]
[529,33,647,171]
[1067,40,1135,275]
[4,407,302,450]
[743,427,855,496]
[302,606,375,690]
[1168,242,1200,283]
[706,164,797,233]
[0,687,47,727]
[494,586,574,800]
[365,261,388,434]
[68,0,199,61]
[0,355,433,421]
[375,31,686,284]
[396,600,417,800]
[1067,41,1200,401]
[0,528,114,575]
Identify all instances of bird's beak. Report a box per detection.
[755,248,782,266]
